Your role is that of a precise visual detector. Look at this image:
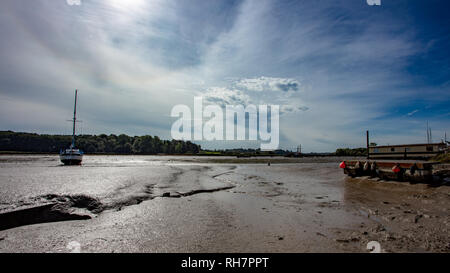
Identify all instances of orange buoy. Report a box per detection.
[392,165,401,173]
[339,161,346,169]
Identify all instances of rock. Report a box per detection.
[162,192,171,197]
[278,236,284,240]
[386,234,396,241]
[373,224,386,233]
[414,215,423,223]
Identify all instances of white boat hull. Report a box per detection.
[60,151,83,165]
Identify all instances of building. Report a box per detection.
[368,142,447,159]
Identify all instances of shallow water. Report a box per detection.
[0,155,239,211]
[0,155,345,209]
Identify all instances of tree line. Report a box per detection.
[335,147,367,156]
[0,131,201,154]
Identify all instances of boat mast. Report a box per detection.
[71,89,78,148]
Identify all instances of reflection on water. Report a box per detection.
[0,155,245,211]
[0,155,360,217]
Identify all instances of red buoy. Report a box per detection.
[339,161,346,169]
[392,165,401,173]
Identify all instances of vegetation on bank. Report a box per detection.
[1,131,374,157]
[335,147,367,156]
[199,148,282,156]
[0,131,200,154]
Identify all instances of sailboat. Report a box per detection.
[60,89,83,165]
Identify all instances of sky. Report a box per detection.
[0,0,449,152]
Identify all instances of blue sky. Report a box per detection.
[0,0,449,152]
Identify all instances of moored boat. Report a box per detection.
[60,89,83,165]
[60,148,83,165]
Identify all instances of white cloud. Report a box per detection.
[202,87,251,106]
[234,77,300,92]
[200,76,308,118]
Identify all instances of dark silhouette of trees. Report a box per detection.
[0,131,200,154]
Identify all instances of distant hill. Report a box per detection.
[0,131,200,154]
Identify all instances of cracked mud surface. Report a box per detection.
[0,155,448,252]
[0,163,236,231]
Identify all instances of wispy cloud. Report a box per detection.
[234,77,300,93]
[407,109,419,116]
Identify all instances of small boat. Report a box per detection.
[60,90,83,165]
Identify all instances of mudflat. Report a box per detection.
[0,155,448,252]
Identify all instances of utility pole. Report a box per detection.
[366,130,370,159]
[297,145,302,155]
[430,127,432,143]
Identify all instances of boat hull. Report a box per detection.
[60,154,83,165]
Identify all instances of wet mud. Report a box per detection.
[0,155,448,252]
[0,164,236,231]
[333,176,450,252]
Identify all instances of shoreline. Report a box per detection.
[0,151,343,157]
[0,153,364,165]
